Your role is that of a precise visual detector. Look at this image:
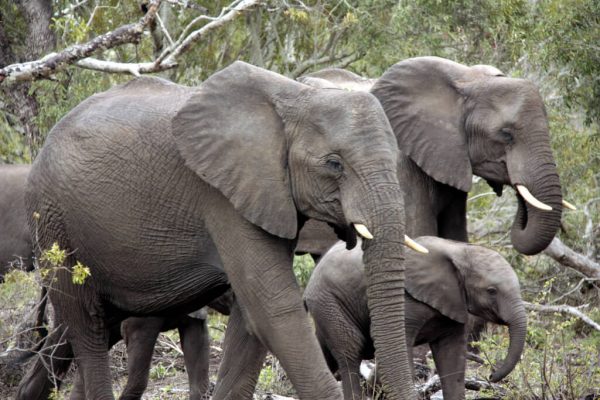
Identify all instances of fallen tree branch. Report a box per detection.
[0,0,162,84]
[417,374,505,397]
[525,301,600,332]
[543,237,600,280]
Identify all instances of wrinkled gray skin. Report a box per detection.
[24,62,412,400]
[16,292,233,400]
[297,56,563,256]
[304,237,526,400]
[0,164,34,280]
[215,56,562,398]
[7,163,229,400]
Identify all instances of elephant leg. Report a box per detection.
[213,301,268,400]
[15,325,74,400]
[178,315,210,400]
[308,293,364,400]
[69,368,85,400]
[207,209,342,400]
[429,327,467,400]
[118,316,163,400]
[337,359,362,400]
[58,291,113,399]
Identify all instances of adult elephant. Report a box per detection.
[24,62,415,400]
[304,237,526,400]
[213,56,565,398]
[298,56,564,255]
[0,164,34,280]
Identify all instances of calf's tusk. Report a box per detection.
[354,223,373,240]
[515,185,552,211]
[562,199,577,210]
[404,235,429,254]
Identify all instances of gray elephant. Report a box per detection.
[16,291,233,400]
[297,56,564,256]
[24,61,416,399]
[212,56,564,398]
[0,164,34,280]
[304,237,526,400]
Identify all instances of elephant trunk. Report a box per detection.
[490,299,527,382]
[510,155,562,255]
[362,180,415,399]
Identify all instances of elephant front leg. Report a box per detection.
[429,327,467,400]
[213,301,268,400]
[207,210,342,400]
[178,315,211,400]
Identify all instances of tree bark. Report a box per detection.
[543,237,600,280]
[0,0,55,157]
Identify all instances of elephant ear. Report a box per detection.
[371,56,474,192]
[405,236,468,324]
[172,61,306,239]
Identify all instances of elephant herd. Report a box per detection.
[0,56,568,400]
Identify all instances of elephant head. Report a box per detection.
[173,61,413,398]
[407,236,526,382]
[371,56,563,255]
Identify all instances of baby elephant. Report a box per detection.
[304,236,526,400]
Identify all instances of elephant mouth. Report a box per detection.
[327,222,357,250]
[486,179,504,197]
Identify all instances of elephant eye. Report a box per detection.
[487,286,498,296]
[500,129,514,144]
[326,158,344,173]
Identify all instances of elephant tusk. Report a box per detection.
[404,235,429,254]
[515,185,552,211]
[354,223,374,240]
[562,199,577,211]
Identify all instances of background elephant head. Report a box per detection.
[407,236,527,382]
[371,57,562,255]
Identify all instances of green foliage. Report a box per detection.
[72,261,91,285]
[293,254,315,289]
[40,242,67,267]
[149,361,175,380]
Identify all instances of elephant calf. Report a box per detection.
[304,236,526,400]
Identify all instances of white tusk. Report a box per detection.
[404,235,429,254]
[354,223,373,240]
[515,185,552,211]
[562,199,577,211]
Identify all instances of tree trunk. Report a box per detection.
[0,0,55,157]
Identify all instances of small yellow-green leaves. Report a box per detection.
[285,8,309,24]
[41,242,66,267]
[72,261,91,285]
[342,12,358,26]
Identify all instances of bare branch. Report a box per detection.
[0,0,162,84]
[160,0,261,64]
[417,374,505,397]
[525,302,600,332]
[75,58,176,76]
[543,237,600,280]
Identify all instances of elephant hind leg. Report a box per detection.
[118,317,163,400]
[49,262,114,400]
[178,315,210,400]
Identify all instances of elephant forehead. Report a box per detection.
[307,91,394,142]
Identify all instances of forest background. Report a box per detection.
[0,0,599,399]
